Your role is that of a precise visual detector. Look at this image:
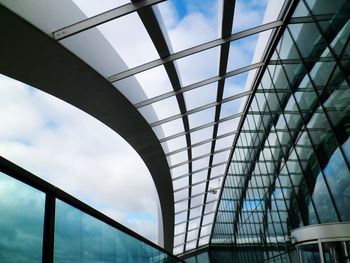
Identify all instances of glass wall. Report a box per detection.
[0,160,180,263]
[55,200,171,262]
[212,0,350,262]
[0,171,45,263]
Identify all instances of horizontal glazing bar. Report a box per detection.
[170,146,233,170]
[175,187,220,204]
[175,211,216,226]
[172,162,228,181]
[135,65,260,108]
[150,91,251,127]
[108,21,282,82]
[166,130,237,157]
[175,199,218,215]
[174,222,213,237]
[174,174,225,193]
[53,0,165,40]
[159,113,243,143]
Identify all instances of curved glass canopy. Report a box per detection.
[0,0,287,255]
[2,0,348,259]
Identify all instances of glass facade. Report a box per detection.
[0,160,180,263]
[212,0,350,262]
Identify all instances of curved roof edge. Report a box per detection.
[0,4,174,251]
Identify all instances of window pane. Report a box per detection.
[54,200,172,262]
[0,171,45,263]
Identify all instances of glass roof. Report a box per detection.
[0,0,301,256]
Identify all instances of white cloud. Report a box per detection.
[0,74,159,243]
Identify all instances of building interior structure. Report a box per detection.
[0,0,350,262]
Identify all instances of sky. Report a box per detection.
[0,0,282,250]
[0,74,159,242]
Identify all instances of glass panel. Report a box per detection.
[299,243,322,263]
[323,146,350,221]
[175,189,189,202]
[292,0,310,17]
[156,0,219,52]
[176,47,219,86]
[305,0,346,15]
[190,126,213,144]
[212,150,230,165]
[139,96,180,123]
[288,23,327,59]
[191,195,204,209]
[184,82,217,110]
[277,30,300,60]
[188,218,201,231]
[223,72,250,99]
[173,176,188,190]
[167,150,188,167]
[322,241,350,263]
[116,65,173,103]
[210,164,226,177]
[192,156,209,171]
[153,118,185,139]
[162,135,187,153]
[96,13,159,69]
[174,233,185,247]
[192,141,212,159]
[55,200,171,262]
[232,0,269,33]
[227,34,259,71]
[215,135,236,151]
[192,171,208,185]
[188,107,215,129]
[173,246,183,255]
[186,240,197,251]
[198,236,211,247]
[219,96,246,119]
[189,208,202,221]
[0,171,45,262]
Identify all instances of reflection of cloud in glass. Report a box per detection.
[0,172,45,263]
[54,200,173,262]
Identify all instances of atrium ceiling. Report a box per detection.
[2,0,346,258]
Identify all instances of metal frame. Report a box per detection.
[107,21,283,82]
[3,0,348,258]
[172,161,229,181]
[166,130,238,157]
[210,0,300,247]
[159,113,243,143]
[135,63,262,108]
[53,0,166,40]
[149,90,251,128]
